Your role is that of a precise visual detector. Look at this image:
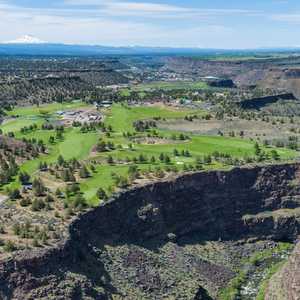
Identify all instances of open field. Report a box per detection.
[182,52,300,62]
[105,103,206,132]
[120,81,209,95]
[84,104,297,203]
[159,117,300,141]
[2,101,91,134]
[3,53,300,300]
[0,102,297,205]
[6,101,88,117]
[1,118,44,134]
[134,81,209,90]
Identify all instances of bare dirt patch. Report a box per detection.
[159,118,300,140]
[133,136,186,145]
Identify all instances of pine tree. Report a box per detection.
[57,155,65,166]
[97,188,108,201]
[19,172,31,185]
[32,178,46,197]
[254,142,261,156]
[107,155,114,164]
[79,165,90,178]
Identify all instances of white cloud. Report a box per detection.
[270,13,300,23]
[66,0,188,12]
[0,0,292,48]
[0,0,243,46]
[64,0,257,19]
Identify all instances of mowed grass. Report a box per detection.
[81,162,226,206]
[81,104,298,204]
[1,127,99,191]
[1,118,44,134]
[104,104,296,160]
[0,102,298,205]
[132,81,209,91]
[90,134,296,171]
[2,101,92,134]
[30,128,98,167]
[80,165,129,204]
[105,104,206,132]
[6,101,88,117]
[119,81,209,97]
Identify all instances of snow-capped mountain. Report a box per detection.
[4,35,47,44]
[0,37,299,56]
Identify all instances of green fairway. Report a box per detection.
[105,104,206,132]
[119,81,210,97]
[2,101,92,134]
[80,104,297,203]
[3,128,99,191]
[104,104,296,160]
[6,101,88,117]
[1,118,44,134]
[58,129,99,160]
[132,81,209,91]
[0,102,298,205]
[80,165,129,205]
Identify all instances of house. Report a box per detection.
[96,100,113,108]
[22,184,33,191]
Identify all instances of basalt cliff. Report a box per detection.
[1,163,300,299]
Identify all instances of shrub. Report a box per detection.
[9,189,21,200]
[31,198,46,211]
[19,172,31,185]
[0,225,5,234]
[97,188,108,201]
[20,197,31,207]
[3,240,16,252]
[79,165,90,178]
[73,194,87,210]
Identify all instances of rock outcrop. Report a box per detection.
[265,241,300,300]
[1,163,300,299]
[207,79,235,88]
[240,93,297,110]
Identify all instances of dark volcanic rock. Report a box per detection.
[1,163,300,299]
[207,79,235,88]
[194,287,213,300]
[240,93,297,110]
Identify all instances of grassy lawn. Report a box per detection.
[104,104,296,161]
[6,100,88,117]
[132,81,209,91]
[1,127,99,191]
[2,101,92,134]
[80,104,297,203]
[119,81,210,96]
[80,165,129,205]
[1,118,44,134]
[105,104,206,132]
[58,129,99,160]
[119,89,146,98]
[0,102,298,204]
[83,133,296,203]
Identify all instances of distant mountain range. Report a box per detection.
[1,35,300,56]
[4,35,47,44]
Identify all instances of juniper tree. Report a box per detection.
[79,165,90,178]
[97,188,108,201]
[19,172,31,185]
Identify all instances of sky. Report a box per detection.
[0,0,300,48]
